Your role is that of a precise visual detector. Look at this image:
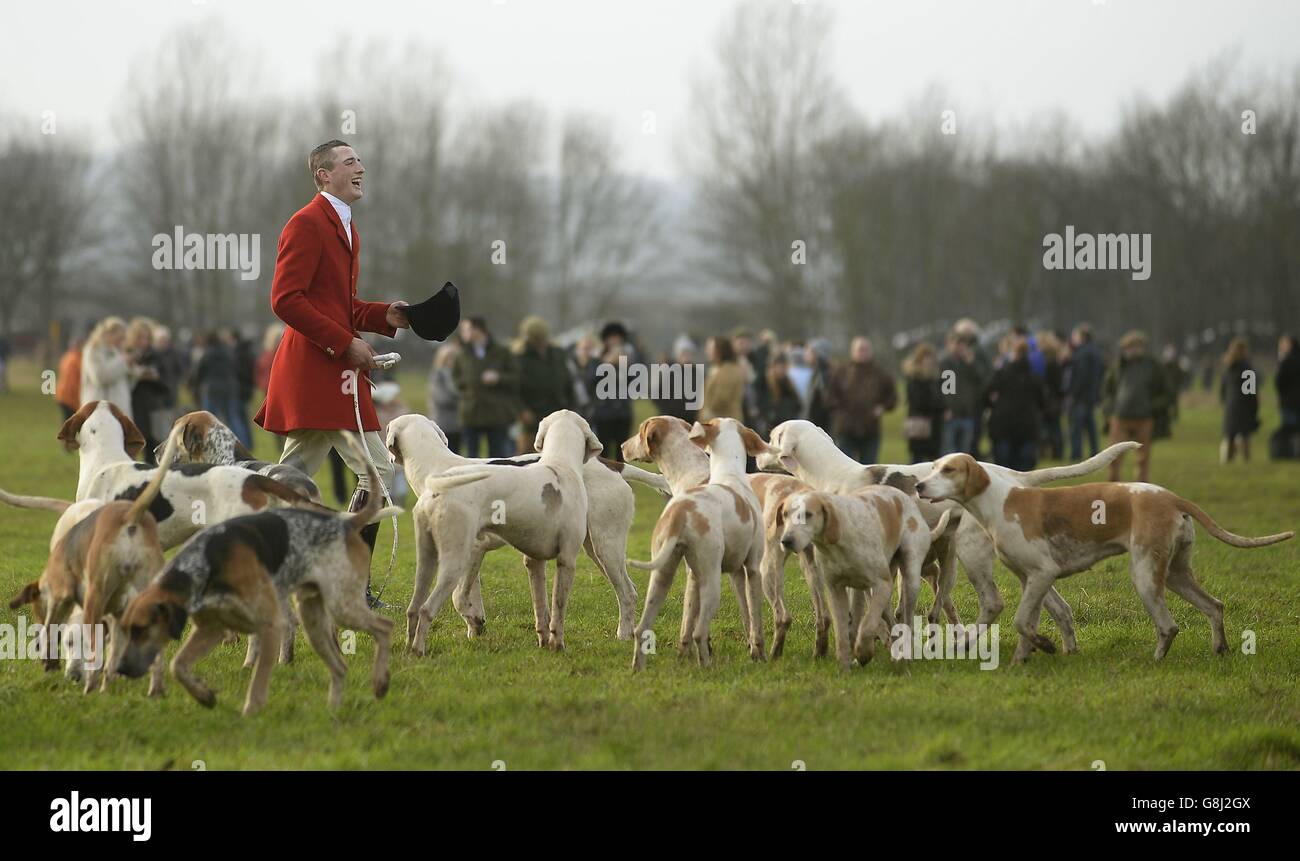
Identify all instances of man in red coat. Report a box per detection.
[254,139,409,606]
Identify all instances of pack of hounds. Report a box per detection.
[3,400,1292,716]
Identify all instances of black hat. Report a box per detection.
[406,282,461,342]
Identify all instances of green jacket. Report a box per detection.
[453,339,520,428]
[1102,354,1171,421]
[515,344,575,430]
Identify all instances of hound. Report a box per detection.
[622,415,822,659]
[159,410,322,502]
[115,437,407,716]
[760,419,1138,650]
[777,486,951,670]
[8,424,184,694]
[627,418,768,669]
[58,401,325,550]
[387,414,667,641]
[915,452,1293,663]
[405,410,602,656]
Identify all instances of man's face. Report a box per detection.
[319,146,365,204]
[851,338,873,363]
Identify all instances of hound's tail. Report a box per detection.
[419,471,492,498]
[1174,498,1294,549]
[613,461,673,497]
[0,489,71,513]
[1019,441,1140,486]
[126,423,185,525]
[929,508,953,542]
[628,537,684,572]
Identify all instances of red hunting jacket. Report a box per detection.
[254,194,396,433]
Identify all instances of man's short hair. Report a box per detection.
[309,140,351,190]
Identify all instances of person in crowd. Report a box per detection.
[80,316,134,419]
[1277,334,1300,430]
[373,381,413,506]
[586,321,638,461]
[754,351,802,437]
[453,316,519,459]
[825,335,896,465]
[730,326,762,425]
[953,318,992,456]
[654,335,701,424]
[232,330,257,448]
[55,337,84,422]
[984,336,1046,472]
[126,317,170,464]
[0,334,9,393]
[152,325,185,413]
[571,332,601,421]
[1065,323,1104,460]
[805,338,836,431]
[1038,330,1066,460]
[700,335,746,421]
[939,330,986,455]
[1219,336,1260,464]
[1154,343,1187,441]
[1102,330,1171,483]
[903,341,944,463]
[193,329,251,446]
[255,323,284,399]
[513,315,575,454]
[427,342,462,454]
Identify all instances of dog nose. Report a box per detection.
[915,482,927,494]
[780,537,794,549]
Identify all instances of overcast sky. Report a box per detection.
[7,0,1299,177]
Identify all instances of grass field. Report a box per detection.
[2,358,1298,770]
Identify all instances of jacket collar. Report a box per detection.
[313,192,356,254]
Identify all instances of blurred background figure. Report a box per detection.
[55,337,83,422]
[1155,342,1188,441]
[80,316,133,419]
[700,334,745,421]
[653,334,700,424]
[985,336,1045,472]
[803,338,834,431]
[1219,336,1259,464]
[1065,323,1103,460]
[587,321,636,460]
[939,328,985,456]
[902,340,943,463]
[254,323,284,404]
[1037,331,1065,460]
[1274,334,1300,459]
[454,316,518,459]
[826,335,895,465]
[571,332,601,421]
[1103,330,1171,482]
[126,316,169,463]
[373,380,413,505]
[0,334,8,393]
[427,342,462,454]
[513,315,575,454]
[729,326,760,426]
[192,329,251,447]
[754,349,801,437]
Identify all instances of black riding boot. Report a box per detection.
[348,487,385,609]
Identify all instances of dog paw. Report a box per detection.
[374,674,390,700]
[197,689,217,709]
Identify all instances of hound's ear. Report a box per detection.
[428,418,449,447]
[157,601,188,640]
[863,465,887,485]
[8,581,40,610]
[688,421,708,444]
[820,496,841,545]
[107,403,146,460]
[740,426,769,458]
[583,426,604,462]
[964,456,990,498]
[532,414,550,454]
[180,416,203,461]
[57,402,96,451]
[774,500,787,528]
[387,436,404,465]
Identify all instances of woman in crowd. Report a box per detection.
[513,315,575,454]
[1219,336,1259,463]
[754,350,802,437]
[55,337,84,422]
[80,316,134,419]
[1037,331,1066,460]
[903,341,944,463]
[126,317,170,464]
[700,335,746,421]
[427,342,463,455]
[985,336,1046,472]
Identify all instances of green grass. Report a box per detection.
[1,360,1298,770]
